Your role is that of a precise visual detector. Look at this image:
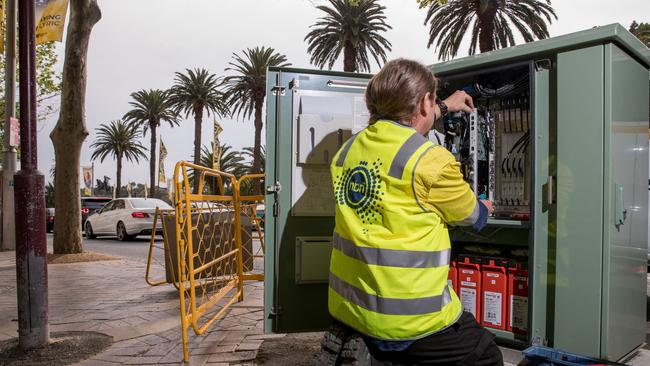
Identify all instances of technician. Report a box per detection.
[328,58,501,365]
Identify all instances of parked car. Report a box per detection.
[46,208,55,233]
[81,197,112,227]
[84,198,172,241]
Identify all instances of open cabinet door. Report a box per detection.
[529,61,551,347]
[264,67,372,333]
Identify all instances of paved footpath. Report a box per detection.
[0,251,273,365]
[1,250,649,366]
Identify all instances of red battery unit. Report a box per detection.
[448,260,458,294]
[507,260,529,334]
[457,255,482,323]
[481,258,508,330]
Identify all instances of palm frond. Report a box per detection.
[305,0,392,72]
[90,120,147,164]
[424,0,557,60]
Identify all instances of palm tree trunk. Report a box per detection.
[149,122,157,197]
[50,0,101,254]
[116,152,123,198]
[193,106,203,193]
[343,41,356,72]
[477,7,497,53]
[253,96,264,195]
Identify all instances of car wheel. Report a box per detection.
[85,222,96,239]
[116,222,132,241]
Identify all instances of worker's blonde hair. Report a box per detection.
[365,58,438,124]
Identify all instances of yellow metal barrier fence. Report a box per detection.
[237,173,265,282]
[145,207,179,289]
[171,161,264,362]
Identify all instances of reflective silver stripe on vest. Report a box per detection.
[388,132,428,178]
[333,233,450,268]
[335,134,358,167]
[330,273,453,316]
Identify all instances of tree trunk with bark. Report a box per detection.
[252,96,264,195]
[343,41,357,72]
[477,6,497,53]
[115,151,122,198]
[49,0,101,254]
[192,105,203,193]
[149,122,157,197]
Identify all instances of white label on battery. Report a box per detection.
[461,269,474,274]
[460,281,476,287]
[510,295,528,330]
[483,291,502,326]
[460,288,477,317]
[448,279,453,288]
[486,273,499,278]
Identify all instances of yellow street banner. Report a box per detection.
[212,119,223,171]
[82,166,93,190]
[35,0,69,44]
[0,0,69,52]
[158,138,168,184]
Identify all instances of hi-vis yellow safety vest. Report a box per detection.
[329,120,462,341]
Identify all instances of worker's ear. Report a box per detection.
[419,92,432,118]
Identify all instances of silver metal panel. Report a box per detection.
[601,44,649,361]
[291,89,368,216]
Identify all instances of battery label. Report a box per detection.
[460,288,477,316]
[460,281,476,287]
[483,291,502,325]
[510,295,528,330]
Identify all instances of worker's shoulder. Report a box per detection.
[419,145,456,167]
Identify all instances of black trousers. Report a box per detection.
[364,312,504,366]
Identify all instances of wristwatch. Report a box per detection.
[435,98,448,119]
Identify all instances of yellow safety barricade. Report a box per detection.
[145,207,179,289]
[171,161,264,362]
[237,173,265,282]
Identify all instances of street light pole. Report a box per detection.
[2,0,17,251]
[15,0,48,350]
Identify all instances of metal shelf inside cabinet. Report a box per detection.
[486,218,530,228]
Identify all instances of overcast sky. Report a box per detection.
[33,0,649,188]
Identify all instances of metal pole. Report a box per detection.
[2,0,17,251]
[15,0,48,350]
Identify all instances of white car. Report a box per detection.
[84,198,172,241]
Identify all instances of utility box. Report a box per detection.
[264,24,650,362]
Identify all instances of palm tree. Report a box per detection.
[423,0,557,60]
[90,120,147,197]
[169,68,229,192]
[222,47,289,179]
[305,0,392,72]
[190,143,246,193]
[123,89,178,197]
[241,146,266,174]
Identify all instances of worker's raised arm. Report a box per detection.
[414,145,491,231]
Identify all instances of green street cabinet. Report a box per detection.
[263,24,650,362]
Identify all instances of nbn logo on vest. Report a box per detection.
[335,159,384,225]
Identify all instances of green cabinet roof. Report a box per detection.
[431,23,650,75]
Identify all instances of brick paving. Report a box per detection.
[0,250,269,365]
[1,249,649,365]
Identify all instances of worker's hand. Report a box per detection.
[480,199,494,216]
[443,90,474,113]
